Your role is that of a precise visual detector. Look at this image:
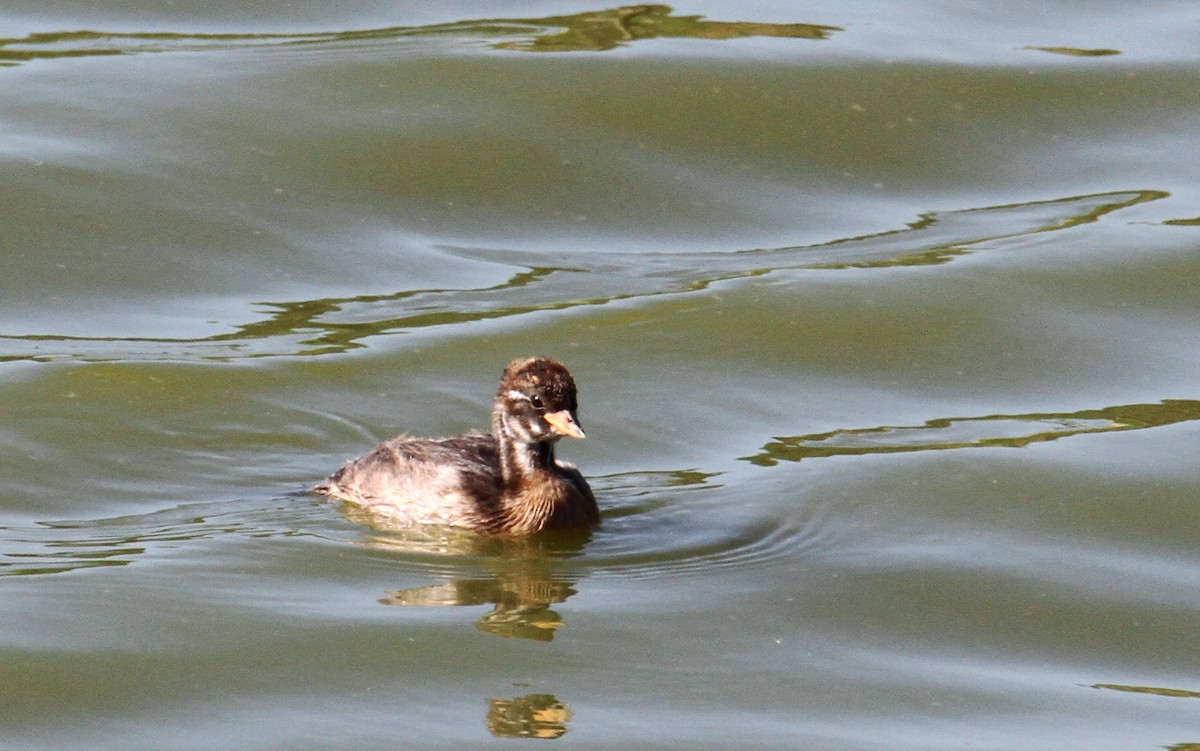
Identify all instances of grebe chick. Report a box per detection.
[315,357,597,534]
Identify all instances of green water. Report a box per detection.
[2,3,1199,749]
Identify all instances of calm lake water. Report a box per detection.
[3,2,1199,749]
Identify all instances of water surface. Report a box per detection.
[2,2,1199,749]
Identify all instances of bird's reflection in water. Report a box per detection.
[381,572,577,641]
[342,503,589,642]
[487,693,573,739]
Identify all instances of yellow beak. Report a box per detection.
[543,409,586,439]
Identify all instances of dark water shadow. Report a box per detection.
[0,5,835,67]
[0,189,1166,363]
[744,399,1200,466]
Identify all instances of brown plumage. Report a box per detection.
[315,358,598,534]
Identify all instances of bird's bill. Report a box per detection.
[544,410,586,439]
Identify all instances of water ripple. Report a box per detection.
[5,398,1190,581]
[743,399,1200,465]
[0,468,813,586]
[0,7,836,67]
[1090,683,1200,700]
[0,190,1165,364]
[343,469,823,583]
[3,398,1191,585]
[0,496,325,577]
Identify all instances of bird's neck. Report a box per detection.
[492,411,556,488]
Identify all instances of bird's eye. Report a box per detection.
[529,394,544,410]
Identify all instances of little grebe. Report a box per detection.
[315,358,598,534]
